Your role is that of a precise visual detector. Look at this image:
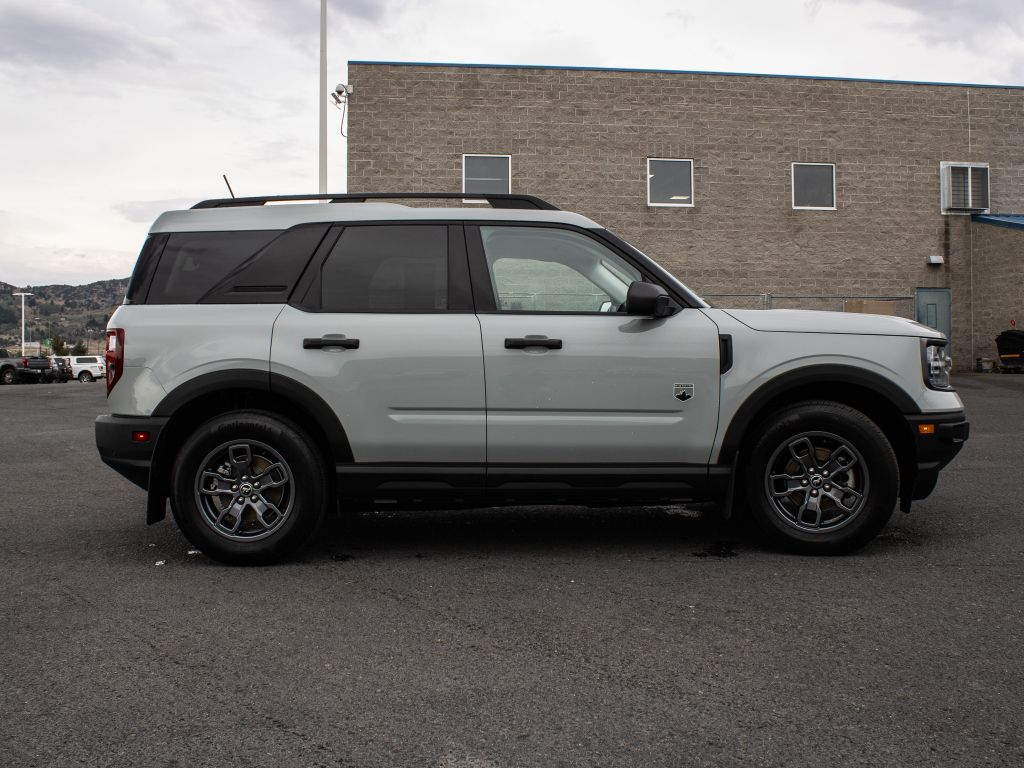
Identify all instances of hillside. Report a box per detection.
[0,278,129,350]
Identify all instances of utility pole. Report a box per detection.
[12,292,32,356]
[318,0,328,193]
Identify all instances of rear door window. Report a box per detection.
[320,226,448,312]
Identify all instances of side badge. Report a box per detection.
[673,383,695,402]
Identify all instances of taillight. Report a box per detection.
[106,329,125,395]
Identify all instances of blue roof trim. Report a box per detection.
[973,214,1024,230]
[348,60,1024,91]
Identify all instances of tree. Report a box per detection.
[51,335,68,355]
[71,341,87,355]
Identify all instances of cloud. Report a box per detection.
[834,0,1023,49]
[0,4,174,72]
[0,243,136,287]
[3,0,1024,288]
[246,0,403,44]
[113,199,198,223]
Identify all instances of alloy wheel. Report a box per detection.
[193,440,295,542]
[763,431,870,533]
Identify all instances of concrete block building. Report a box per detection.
[345,61,1024,368]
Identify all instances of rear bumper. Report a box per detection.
[903,411,969,506]
[95,414,168,490]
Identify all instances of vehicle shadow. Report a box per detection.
[304,503,765,561]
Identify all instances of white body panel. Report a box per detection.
[703,309,964,462]
[723,308,943,338]
[150,204,600,234]
[478,310,721,464]
[106,304,283,416]
[270,306,486,463]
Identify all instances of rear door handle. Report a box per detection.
[303,336,360,350]
[504,337,562,350]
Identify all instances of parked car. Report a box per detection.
[0,349,51,384]
[995,329,1024,373]
[67,355,105,383]
[96,192,969,564]
[49,357,73,383]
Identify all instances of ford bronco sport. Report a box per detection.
[96,193,968,564]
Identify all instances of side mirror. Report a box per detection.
[625,281,672,317]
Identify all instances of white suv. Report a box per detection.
[68,355,105,383]
[96,193,968,564]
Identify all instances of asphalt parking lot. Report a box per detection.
[1,375,1022,767]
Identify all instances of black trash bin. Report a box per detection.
[995,329,1024,372]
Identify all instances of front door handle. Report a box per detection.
[303,336,360,350]
[504,337,562,350]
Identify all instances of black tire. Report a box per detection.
[743,401,898,555]
[170,411,329,565]
[78,371,94,383]
[1,368,16,385]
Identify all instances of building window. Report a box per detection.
[463,154,511,196]
[647,158,694,207]
[941,162,990,213]
[792,163,836,210]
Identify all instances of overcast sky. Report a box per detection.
[0,0,1021,286]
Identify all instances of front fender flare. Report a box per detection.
[717,363,920,463]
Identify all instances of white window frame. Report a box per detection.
[462,154,511,203]
[791,162,837,211]
[940,161,990,215]
[647,157,695,208]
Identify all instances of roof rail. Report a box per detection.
[191,192,559,211]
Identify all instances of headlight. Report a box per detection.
[923,339,953,390]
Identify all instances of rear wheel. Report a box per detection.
[78,371,94,383]
[743,401,898,554]
[170,411,329,565]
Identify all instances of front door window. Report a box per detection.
[480,226,641,313]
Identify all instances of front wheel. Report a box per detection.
[743,401,899,554]
[0,368,14,385]
[170,411,329,565]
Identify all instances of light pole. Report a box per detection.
[12,292,32,356]
[318,0,328,193]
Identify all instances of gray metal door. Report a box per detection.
[270,224,486,464]
[472,224,720,465]
[915,288,952,340]
[478,311,721,464]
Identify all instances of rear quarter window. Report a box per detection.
[145,231,281,304]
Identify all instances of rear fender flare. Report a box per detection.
[146,369,351,523]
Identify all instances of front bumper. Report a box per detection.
[903,411,969,507]
[95,414,168,490]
